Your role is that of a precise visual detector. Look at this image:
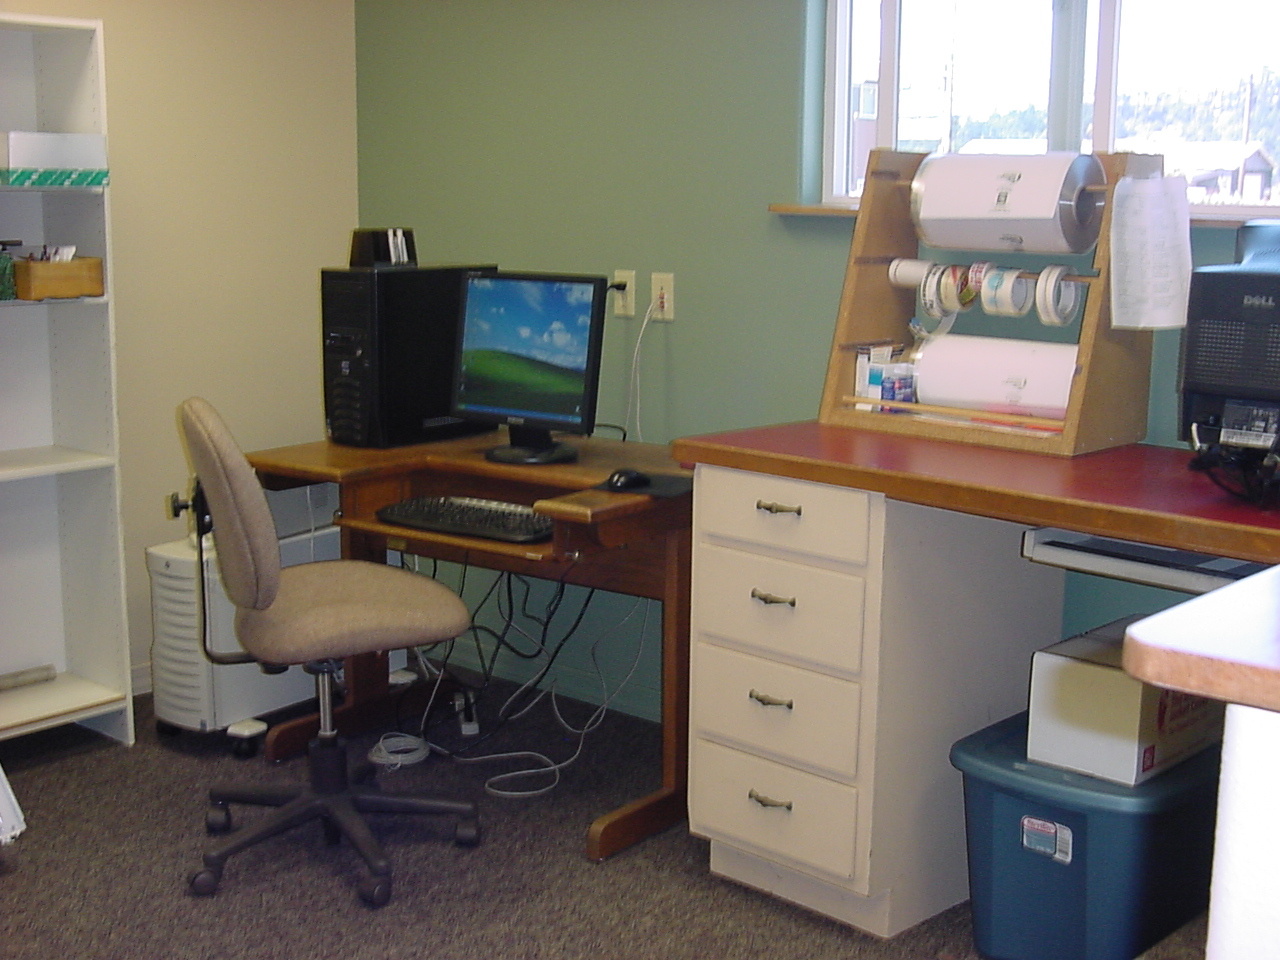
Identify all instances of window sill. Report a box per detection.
[768,202,860,217]
[769,200,1271,229]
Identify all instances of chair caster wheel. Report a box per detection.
[188,867,221,896]
[358,873,391,908]
[455,818,481,847]
[206,805,232,834]
[229,736,259,759]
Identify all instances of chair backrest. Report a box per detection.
[179,397,281,611]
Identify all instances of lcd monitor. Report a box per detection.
[451,270,608,464]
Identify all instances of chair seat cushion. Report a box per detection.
[234,560,471,665]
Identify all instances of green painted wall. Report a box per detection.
[354,0,845,443]
[354,0,1252,718]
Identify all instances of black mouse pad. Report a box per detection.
[594,474,693,498]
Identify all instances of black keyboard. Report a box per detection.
[375,495,554,544]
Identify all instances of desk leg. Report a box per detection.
[586,530,690,860]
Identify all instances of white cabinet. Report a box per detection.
[0,15,131,745]
[688,464,1063,937]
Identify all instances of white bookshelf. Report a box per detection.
[0,14,132,745]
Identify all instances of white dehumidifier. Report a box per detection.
[147,526,339,739]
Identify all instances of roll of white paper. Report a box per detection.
[914,334,1078,419]
[911,152,1106,254]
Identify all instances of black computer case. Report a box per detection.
[321,265,495,447]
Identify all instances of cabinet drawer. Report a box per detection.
[690,739,859,880]
[693,642,861,779]
[693,543,865,673]
[695,465,873,565]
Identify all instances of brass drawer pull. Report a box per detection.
[748,789,793,811]
[750,587,796,607]
[749,689,794,709]
[756,499,802,516]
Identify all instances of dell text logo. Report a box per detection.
[1243,295,1276,308]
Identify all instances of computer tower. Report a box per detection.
[147,527,337,734]
[321,265,496,447]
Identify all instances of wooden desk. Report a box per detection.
[246,431,692,861]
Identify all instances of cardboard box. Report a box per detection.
[13,257,104,300]
[1027,616,1224,785]
[1,131,108,187]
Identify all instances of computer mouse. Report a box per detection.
[606,468,651,491]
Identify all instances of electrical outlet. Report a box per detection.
[612,269,636,317]
[651,272,674,322]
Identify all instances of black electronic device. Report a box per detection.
[450,270,608,464]
[1181,220,1280,503]
[321,264,496,448]
[1181,220,1280,450]
[605,468,650,491]
[375,495,554,543]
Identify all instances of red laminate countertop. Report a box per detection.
[672,420,1280,565]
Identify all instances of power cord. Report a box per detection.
[1188,423,1280,506]
[451,594,652,798]
[368,573,654,798]
[624,296,660,442]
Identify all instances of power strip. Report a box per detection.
[454,691,479,736]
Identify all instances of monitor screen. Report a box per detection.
[451,270,608,464]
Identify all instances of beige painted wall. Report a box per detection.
[0,0,358,690]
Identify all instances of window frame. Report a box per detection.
[821,0,1276,222]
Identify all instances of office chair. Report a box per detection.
[178,397,479,907]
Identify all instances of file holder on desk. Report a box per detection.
[818,149,1162,456]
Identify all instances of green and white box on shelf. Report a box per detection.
[1,131,108,187]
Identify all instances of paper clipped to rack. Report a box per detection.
[1109,175,1192,330]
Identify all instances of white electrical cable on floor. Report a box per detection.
[367,594,655,800]
[456,596,652,798]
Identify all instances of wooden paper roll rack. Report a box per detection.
[818,149,1164,456]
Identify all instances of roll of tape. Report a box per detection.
[913,263,956,340]
[980,266,1034,317]
[911,152,1106,254]
[888,258,934,289]
[918,262,950,319]
[1035,264,1082,327]
[968,261,996,298]
[938,264,977,313]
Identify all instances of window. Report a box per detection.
[825,0,1280,218]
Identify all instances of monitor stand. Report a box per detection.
[484,424,578,465]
